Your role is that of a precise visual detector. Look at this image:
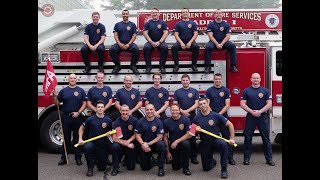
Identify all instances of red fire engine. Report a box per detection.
[38,9,282,153]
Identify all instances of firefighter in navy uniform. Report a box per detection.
[163,104,192,176]
[78,100,113,177]
[55,73,87,166]
[193,98,235,179]
[205,73,235,165]
[240,72,275,166]
[110,104,138,176]
[135,104,167,177]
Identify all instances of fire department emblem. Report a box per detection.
[128,124,133,130]
[258,93,264,98]
[74,91,79,96]
[220,27,224,31]
[265,14,279,28]
[131,94,136,99]
[96,28,100,33]
[188,93,193,98]
[179,124,184,130]
[188,24,192,28]
[208,120,214,126]
[102,92,107,97]
[102,122,107,128]
[151,126,157,132]
[158,93,163,98]
[219,92,224,97]
[127,26,131,31]
[157,24,162,29]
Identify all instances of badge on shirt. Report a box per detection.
[131,94,136,99]
[188,93,193,98]
[219,92,224,97]
[258,93,264,98]
[96,28,100,33]
[158,93,163,98]
[188,24,192,28]
[208,120,214,126]
[220,27,224,31]
[74,91,79,96]
[102,92,108,97]
[179,124,184,130]
[151,125,157,132]
[102,122,107,128]
[157,24,162,29]
[128,124,133,130]
[127,26,131,31]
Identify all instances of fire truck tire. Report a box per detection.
[40,111,61,153]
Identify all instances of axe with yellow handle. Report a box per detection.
[74,127,123,148]
[189,123,237,147]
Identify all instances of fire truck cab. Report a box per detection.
[38,9,282,153]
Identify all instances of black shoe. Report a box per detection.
[191,64,198,72]
[111,167,119,176]
[86,168,93,177]
[98,65,104,73]
[228,159,236,165]
[146,66,152,73]
[173,64,179,72]
[191,158,199,164]
[58,158,67,166]
[158,168,165,176]
[230,65,239,72]
[183,168,191,176]
[130,64,139,74]
[266,160,275,166]
[76,159,82,165]
[111,65,121,74]
[204,66,211,73]
[243,159,250,165]
[221,170,228,179]
[106,158,112,166]
[160,66,166,74]
[83,66,91,74]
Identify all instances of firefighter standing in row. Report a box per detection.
[55,73,87,166]
[240,72,275,166]
[78,100,113,177]
[111,104,138,176]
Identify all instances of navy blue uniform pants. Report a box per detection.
[205,41,237,66]
[83,141,111,170]
[80,43,105,66]
[137,140,167,170]
[109,43,139,65]
[171,42,199,65]
[143,42,168,67]
[169,140,191,170]
[199,139,228,171]
[112,142,136,170]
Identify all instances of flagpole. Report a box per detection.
[53,90,69,165]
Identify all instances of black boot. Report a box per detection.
[83,65,91,74]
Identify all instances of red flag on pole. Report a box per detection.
[43,56,58,98]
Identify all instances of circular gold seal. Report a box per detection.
[258,93,264,98]
[131,94,136,99]
[102,122,107,128]
[151,126,157,132]
[219,92,224,97]
[74,91,79,96]
[157,24,162,29]
[208,120,214,126]
[127,26,131,31]
[179,123,184,130]
[188,93,193,98]
[158,93,163,98]
[188,24,192,28]
[128,124,133,130]
[220,27,224,31]
[102,92,108,97]
[96,28,100,33]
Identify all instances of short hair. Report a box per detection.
[181,74,190,80]
[95,100,105,107]
[171,103,180,109]
[120,104,130,110]
[152,72,162,79]
[122,9,129,13]
[96,71,105,77]
[214,73,222,77]
[92,11,100,17]
[151,6,159,11]
[198,97,208,103]
[182,7,189,11]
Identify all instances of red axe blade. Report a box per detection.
[189,123,197,136]
[115,127,123,139]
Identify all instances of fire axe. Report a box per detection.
[189,123,237,147]
[74,127,123,147]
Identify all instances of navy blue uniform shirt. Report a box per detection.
[135,117,164,142]
[114,87,141,110]
[112,116,138,140]
[164,115,190,142]
[143,19,168,41]
[206,20,231,42]
[87,85,112,106]
[205,86,230,116]
[57,86,87,113]
[84,23,106,44]
[241,86,272,114]
[83,114,112,144]
[113,21,137,44]
[173,87,199,110]
[173,20,198,43]
[144,87,169,111]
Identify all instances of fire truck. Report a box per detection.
[38,9,282,153]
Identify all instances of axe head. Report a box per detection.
[115,127,123,139]
[189,123,197,136]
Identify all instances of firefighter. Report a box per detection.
[205,73,236,165]
[240,72,275,166]
[142,6,169,74]
[194,98,235,179]
[110,9,139,74]
[173,74,199,164]
[205,9,238,73]
[114,75,142,119]
[172,7,199,72]
[81,11,106,74]
[163,104,192,176]
[134,104,166,177]
[78,100,113,177]
[55,73,87,166]
[111,104,138,176]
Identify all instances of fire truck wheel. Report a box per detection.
[40,111,62,153]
